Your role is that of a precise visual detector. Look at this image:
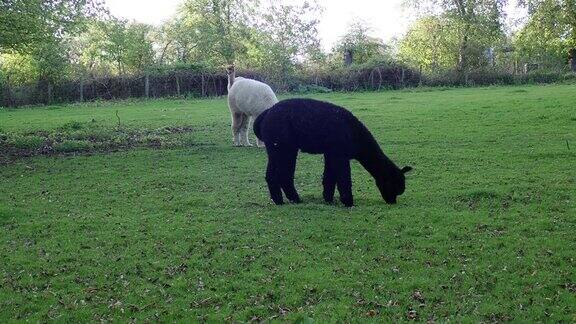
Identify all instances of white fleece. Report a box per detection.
[228,77,278,147]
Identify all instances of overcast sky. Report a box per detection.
[104,0,527,50]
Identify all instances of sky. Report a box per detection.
[104,0,526,50]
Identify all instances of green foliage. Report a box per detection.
[1,0,573,92]
[333,21,393,66]
[53,139,93,153]
[398,16,459,72]
[0,0,103,52]
[403,0,507,72]
[0,53,41,85]
[0,119,199,158]
[294,84,333,94]
[181,0,257,65]
[514,0,576,68]
[6,134,44,150]
[240,1,322,88]
[0,38,70,84]
[0,86,575,321]
[74,18,155,76]
[155,17,203,65]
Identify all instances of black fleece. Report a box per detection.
[254,98,411,207]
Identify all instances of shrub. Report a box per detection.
[53,140,92,153]
[59,121,84,131]
[8,135,45,150]
[294,84,333,94]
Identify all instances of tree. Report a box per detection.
[404,0,507,74]
[398,16,460,72]
[182,0,257,65]
[243,1,322,83]
[516,0,576,71]
[73,18,155,76]
[155,17,200,65]
[0,0,103,52]
[333,21,392,66]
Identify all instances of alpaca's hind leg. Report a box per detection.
[334,158,353,207]
[244,115,264,147]
[322,155,337,203]
[231,112,243,146]
[239,114,252,146]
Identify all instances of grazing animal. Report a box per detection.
[226,65,278,147]
[253,98,412,207]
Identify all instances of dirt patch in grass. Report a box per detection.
[0,121,202,163]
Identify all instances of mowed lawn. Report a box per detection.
[0,85,575,322]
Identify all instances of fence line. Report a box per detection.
[5,65,569,108]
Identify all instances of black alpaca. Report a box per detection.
[253,98,412,207]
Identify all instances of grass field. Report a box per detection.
[1,85,575,322]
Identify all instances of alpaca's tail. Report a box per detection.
[253,109,269,141]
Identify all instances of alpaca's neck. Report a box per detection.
[227,70,235,91]
[354,123,400,180]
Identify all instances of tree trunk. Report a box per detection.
[344,49,353,66]
[3,75,14,107]
[145,74,150,98]
[201,74,206,97]
[47,82,53,105]
[570,48,576,72]
[79,79,84,102]
[458,34,468,72]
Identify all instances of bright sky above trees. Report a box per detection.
[104,0,527,50]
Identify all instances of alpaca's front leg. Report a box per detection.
[265,146,301,204]
[265,159,284,205]
[278,148,301,203]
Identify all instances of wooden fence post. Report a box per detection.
[201,74,206,97]
[176,74,181,97]
[47,82,53,105]
[145,74,150,98]
[3,75,13,107]
[79,79,84,102]
[419,66,423,86]
[569,48,576,72]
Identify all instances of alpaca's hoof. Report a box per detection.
[341,197,354,207]
[289,198,302,204]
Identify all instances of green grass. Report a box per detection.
[1,85,575,322]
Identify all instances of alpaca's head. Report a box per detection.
[226,64,235,76]
[376,166,412,204]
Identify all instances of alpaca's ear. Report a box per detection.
[401,166,413,174]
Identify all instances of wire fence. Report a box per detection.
[1,64,573,107]
[0,72,232,107]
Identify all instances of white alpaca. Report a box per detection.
[226,65,278,147]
